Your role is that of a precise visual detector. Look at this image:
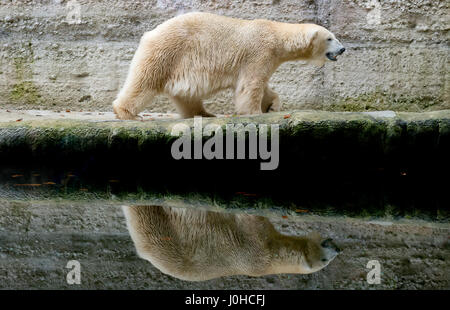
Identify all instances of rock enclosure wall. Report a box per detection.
[0,0,448,113]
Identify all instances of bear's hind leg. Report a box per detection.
[170,96,215,119]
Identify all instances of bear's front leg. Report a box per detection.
[261,85,281,113]
[233,79,265,115]
[113,88,154,120]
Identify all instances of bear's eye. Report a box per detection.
[321,258,327,262]
[327,38,332,41]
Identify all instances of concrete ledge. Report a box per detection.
[0,109,448,152]
[0,110,448,165]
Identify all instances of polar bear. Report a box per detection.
[113,12,345,120]
[122,205,341,281]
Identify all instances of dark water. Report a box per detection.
[1,160,448,221]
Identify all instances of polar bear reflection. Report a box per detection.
[123,205,340,281]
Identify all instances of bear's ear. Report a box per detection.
[305,28,319,44]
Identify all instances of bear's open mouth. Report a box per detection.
[326,52,337,61]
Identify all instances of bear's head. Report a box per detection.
[267,231,341,275]
[304,24,345,66]
[302,232,341,273]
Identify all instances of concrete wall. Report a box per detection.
[0,0,449,113]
